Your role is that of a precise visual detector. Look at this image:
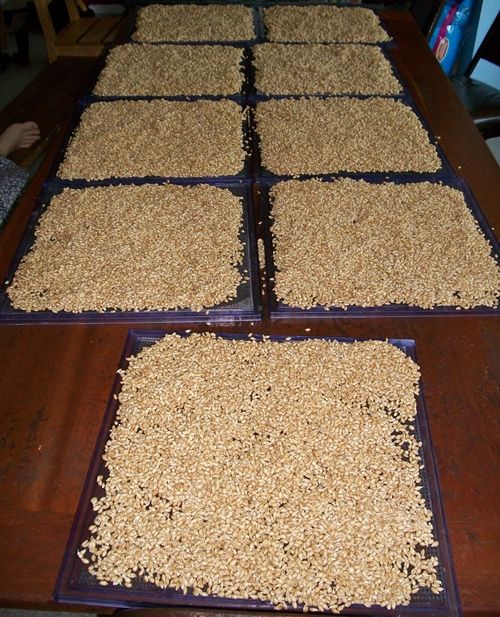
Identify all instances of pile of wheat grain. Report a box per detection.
[264,5,390,43]
[256,97,440,174]
[270,178,499,309]
[78,333,442,612]
[94,44,244,97]
[133,4,255,42]
[7,184,244,312]
[58,100,246,180]
[253,43,401,96]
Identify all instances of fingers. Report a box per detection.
[22,131,40,141]
[22,127,40,138]
[19,136,40,149]
[20,122,40,140]
[21,121,39,132]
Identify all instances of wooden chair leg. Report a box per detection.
[64,0,80,23]
[33,0,58,62]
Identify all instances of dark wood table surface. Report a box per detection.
[0,10,499,617]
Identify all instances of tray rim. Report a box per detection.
[129,3,262,45]
[249,42,404,100]
[258,1,393,46]
[54,330,461,617]
[0,180,262,324]
[87,43,253,102]
[49,98,253,187]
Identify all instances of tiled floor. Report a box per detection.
[0,31,47,110]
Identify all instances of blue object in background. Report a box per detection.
[429,0,475,74]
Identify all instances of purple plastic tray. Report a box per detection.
[55,331,461,617]
[249,44,404,101]
[251,94,455,181]
[48,99,253,188]
[86,45,253,103]
[259,176,499,318]
[257,2,393,46]
[0,181,261,324]
[125,3,262,46]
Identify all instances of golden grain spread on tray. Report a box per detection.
[78,334,442,612]
[31,3,473,611]
[270,179,500,310]
[57,100,246,180]
[133,3,255,42]
[264,5,390,43]
[7,184,244,312]
[94,44,244,97]
[253,43,402,96]
[256,97,441,174]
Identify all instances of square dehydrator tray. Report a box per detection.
[258,176,500,318]
[256,1,393,46]
[55,331,461,617]
[47,98,252,187]
[0,181,261,323]
[247,43,404,101]
[85,43,254,102]
[124,3,263,45]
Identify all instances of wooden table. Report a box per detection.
[0,10,499,617]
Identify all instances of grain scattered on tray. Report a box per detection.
[257,237,265,270]
[264,5,390,43]
[7,184,244,312]
[253,43,401,96]
[94,44,244,97]
[78,333,442,612]
[57,100,245,180]
[133,4,255,42]
[270,178,500,309]
[255,97,440,174]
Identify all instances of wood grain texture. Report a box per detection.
[0,10,498,616]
